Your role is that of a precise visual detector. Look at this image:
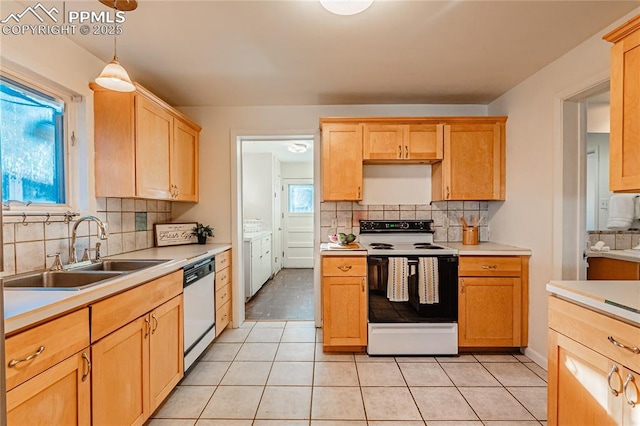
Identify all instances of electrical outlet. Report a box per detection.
[600,199,609,209]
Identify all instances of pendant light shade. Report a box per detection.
[320,0,373,15]
[95,57,135,92]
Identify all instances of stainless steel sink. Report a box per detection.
[69,259,167,272]
[3,271,126,290]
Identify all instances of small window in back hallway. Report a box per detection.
[288,183,313,213]
[1,75,66,205]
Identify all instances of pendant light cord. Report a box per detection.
[112,0,118,61]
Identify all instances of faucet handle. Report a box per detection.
[82,242,103,262]
[47,253,63,271]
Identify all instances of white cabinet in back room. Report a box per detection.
[244,231,273,299]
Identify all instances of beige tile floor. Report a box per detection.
[147,321,548,426]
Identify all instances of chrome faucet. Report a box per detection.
[70,215,108,264]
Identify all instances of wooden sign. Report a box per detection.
[154,223,197,247]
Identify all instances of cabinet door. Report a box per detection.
[458,277,521,347]
[607,19,640,192]
[7,350,91,426]
[406,124,444,161]
[587,257,640,280]
[322,276,367,347]
[136,95,172,199]
[548,330,621,426]
[171,119,199,202]
[322,124,363,201]
[363,124,404,160]
[92,316,149,426]
[149,296,184,412]
[250,239,263,296]
[435,122,504,201]
[261,235,272,283]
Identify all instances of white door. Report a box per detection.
[283,178,314,268]
[272,158,283,275]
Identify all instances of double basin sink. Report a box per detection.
[4,260,167,291]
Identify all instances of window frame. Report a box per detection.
[0,68,77,213]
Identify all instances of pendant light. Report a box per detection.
[95,0,135,92]
[320,0,373,16]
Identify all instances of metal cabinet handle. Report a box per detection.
[152,314,159,334]
[446,186,450,199]
[8,346,45,368]
[608,336,640,354]
[338,265,352,272]
[398,145,402,158]
[144,317,151,338]
[357,186,361,198]
[482,265,498,269]
[81,352,91,382]
[460,278,465,293]
[607,365,621,396]
[623,373,637,407]
[361,278,365,292]
[405,145,408,158]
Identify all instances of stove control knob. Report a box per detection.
[417,222,425,229]
[400,222,409,229]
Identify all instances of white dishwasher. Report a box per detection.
[183,257,216,370]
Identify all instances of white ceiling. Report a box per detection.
[243,140,314,163]
[67,1,639,107]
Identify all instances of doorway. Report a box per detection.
[240,137,315,321]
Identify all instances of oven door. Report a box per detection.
[367,255,458,323]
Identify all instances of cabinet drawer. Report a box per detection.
[216,283,231,307]
[216,250,231,271]
[216,267,230,291]
[322,256,367,277]
[216,301,231,335]
[6,308,89,391]
[549,296,640,373]
[91,270,182,342]
[459,256,522,277]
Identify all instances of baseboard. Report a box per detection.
[522,346,548,370]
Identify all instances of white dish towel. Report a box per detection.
[418,257,440,304]
[607,194,639,230]
[387,257,409,302]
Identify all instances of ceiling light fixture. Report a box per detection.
[320,0,373,16]
[94,0,136,92]
[288,143,308,153]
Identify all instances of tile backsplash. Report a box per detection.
[587,230,640,250]
[320,201,490,243]
[3,198,171,276]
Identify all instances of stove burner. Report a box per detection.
[370,243,393,248]
[414,244,444,250]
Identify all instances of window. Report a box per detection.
[288,184,314,213]
[1,75,66,205]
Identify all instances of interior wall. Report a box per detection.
[242,153,274,232]
[281,162,313,179]
[487,7,640,367]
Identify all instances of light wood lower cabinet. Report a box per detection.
[587,257,640,280]
[548,296,640,425]
[215,249,232,336]
[7,350,91,426]
[458,255,529,347]
[321,256,367,350]
[92,295,184,426]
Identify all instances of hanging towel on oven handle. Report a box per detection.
[387,257,409,302]
[418,257,439,304]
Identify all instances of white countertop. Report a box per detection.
[547,280,640,326]
[444,242,532,256]
[588,249,640,263]
[320,243,368,255]
[243,231,272,242]
[4,243,231,334]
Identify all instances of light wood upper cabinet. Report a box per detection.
[604,15,640,192]
[321,123,363,201]
[458,255,528,348]
[432,120,506,201]
[92,83,201,201]
[136,94,172,199]
[321,256,367,350]
[363,123,443,162]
